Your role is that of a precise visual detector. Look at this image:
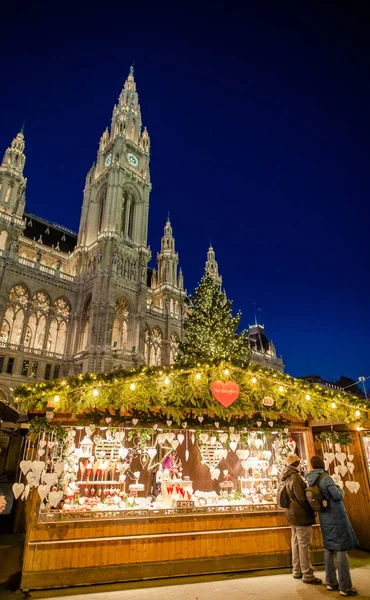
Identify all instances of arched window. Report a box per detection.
[0,319,10,344]
[150,328,162,366]
[144,327,150,365]
[48,318,67,355]
[111,298,129,350]
[1,285,30,346]
[97,187,107,233]
[79,297,91,352]
[9,284,29,306]
[121,190,136,240]
[52,297,71,319]
[4,184,12,203]
[170,333,180,364]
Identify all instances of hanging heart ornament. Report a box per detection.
[211,381,240,408]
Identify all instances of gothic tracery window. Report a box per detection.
[111,298,129,350]
[150,327,162,366]
[97,187,107,233]
[170,333,180,364]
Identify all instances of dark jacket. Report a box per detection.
[306,469,358,552]
[281,466,315,526]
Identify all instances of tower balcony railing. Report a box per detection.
[0,209,25,228]
[0,340,64,360]
[16,255,75,283]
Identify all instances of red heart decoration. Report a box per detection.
[211,381,240,408]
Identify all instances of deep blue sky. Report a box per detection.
[1,1,370,386]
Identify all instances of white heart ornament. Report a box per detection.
[210,468,220,480]
[12,483,25,499]
[132,418,138,426]
[199,433,209,444]
[241,460,249,470]
[219,433,228,444]
[347,462,355,474]
[49,491,64,507]
[31,461,45,481]
[156,433,166,445]
[182,422,188,428]
[256,421,262,427]
[105,417,112,424]
[43,473,58,487]
[324,452,335,464]
[37,448,45,457]
[26,472,38,487]
[345,481,360,494]
[20,460,32,475]
[236,450,244,459]
[229,427,235,433]
[54,461,64,476]
[268,421,274,427]
[335,444,341,453]
[147,448,157,459]
[229,441,237,452]
[262,450,272,461]
[115,431,125,442]
[39,440,47,448]
[254,439,264,449]
[332,474,343,488]
[166,420,172,427]
[284,428,289,434]
[214,422,220,429]
[166,433,175,443]
[347,454,354,462]
[336,452,346,464]
[38,484,50,502]
[171,440,179,450]
[153,424,158,430]
[177,433,185,445]
[338,465,348,477]
[47,441,55,449]
[118,447,129,460]
[230,433,240,443]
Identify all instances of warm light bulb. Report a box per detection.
[279,386,284,393]
[196,373,201,380]
[54,395,60,403]
[331,402,337,409]
[61,380,66,386]
[93,389,99,397]
[164,377,170,385]
[224,368,229,376]
[130,383,136,391]
[251,377,257,384]
[355,410,361,418]
[159,370,163,375]
[305,394,311,401]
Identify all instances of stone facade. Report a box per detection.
[0,68,282,408]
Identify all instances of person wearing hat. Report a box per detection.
[280,453,322,584]
[306,455,359,597]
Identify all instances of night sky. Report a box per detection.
[1,1,370,388]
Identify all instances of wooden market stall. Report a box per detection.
[12,363,369,591]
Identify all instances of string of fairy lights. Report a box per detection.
[15,362,369,425]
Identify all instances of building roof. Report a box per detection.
[22,213,77,254]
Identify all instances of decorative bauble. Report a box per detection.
[12,483,25,499]
[211,381,240,408]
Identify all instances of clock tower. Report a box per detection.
[73,67,154,372]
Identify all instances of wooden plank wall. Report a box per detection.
[21,504,323,590]
[313,431,370,550]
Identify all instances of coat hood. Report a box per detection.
[306,468,325,486]
[281,466,299,481]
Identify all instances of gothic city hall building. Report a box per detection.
[0,68,282,407]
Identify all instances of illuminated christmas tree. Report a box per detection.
[177,271,250,366]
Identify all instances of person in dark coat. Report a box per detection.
[280,454,321,584]
[306,455,359,597]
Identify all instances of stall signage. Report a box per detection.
[262,396,274,407]
[211,381,240,408]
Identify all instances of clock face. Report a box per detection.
[105,154,112,166]
[127,152,138,168]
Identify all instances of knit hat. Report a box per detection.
[286,454,301,467]
[310,455,325,469]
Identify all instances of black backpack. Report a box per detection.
[305,472,328,512]
[276,480,291,508]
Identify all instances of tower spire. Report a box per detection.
[205,243,222,287]
[0,129,27,215]
[157,217,179,285]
